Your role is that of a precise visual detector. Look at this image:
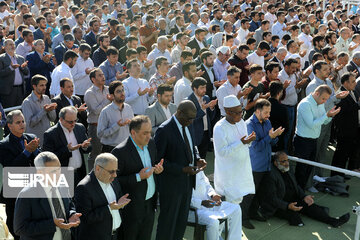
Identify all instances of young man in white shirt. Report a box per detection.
[247,41,270,70]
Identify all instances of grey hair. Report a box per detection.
[94,153,118,168]
[157,36,168,44]
[273,151,287,163]
[34,39,44,46]
[158,18,166,24]
[34,152,59,169]
[200,12,208,18]
[277,47,287,54]
[4,39,14,46]
[353,51,360,59]
[6,110,23,124]
[59,106,78,120]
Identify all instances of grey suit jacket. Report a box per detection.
[145,101,177,135]
[0,53,29,95]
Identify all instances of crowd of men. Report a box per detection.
[0,0,358,239]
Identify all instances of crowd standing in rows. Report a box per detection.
[0,0,358,239]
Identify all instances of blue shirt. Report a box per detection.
[305,76,339,125]
[99,59,124,85]
[271,21,288,39]
[174,115,194,165]
[246,114,278,172]
[132,137,155,200]
[295,94,330,139]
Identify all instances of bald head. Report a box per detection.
[175,100,197,127]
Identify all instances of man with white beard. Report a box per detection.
[213,95,256,226]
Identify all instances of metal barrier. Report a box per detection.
[287,155,360,240]
[4,105,22,113]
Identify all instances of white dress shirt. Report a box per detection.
[43,187,66,240]
[174,77,193,106]
[216,80,246,116]
[160,103,172,119]
[236,27,249,44]
[71,56,94,96]
[264,12,277,28]
[51,62,74,97]
[123,76,154,115]
[213,118,255,204]
[278,69,299,106]
[297,32,313,63]
[247,51,265,70]
[97,179,122,231]
[59,122,82,170]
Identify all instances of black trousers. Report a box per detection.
[5,199,19,240]
[121,197,155,240]
[274,200,332,226]
[156,186,192,240]
[331,138,359,176]
[0,85,24,108]
[241,171,269,221]
[293,135,317,190]
[197,130,209,159]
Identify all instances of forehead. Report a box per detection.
[12,114,24,122]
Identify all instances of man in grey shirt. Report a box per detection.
[84,68,111,170]
[97,80,134,153]
[22,74,57,146]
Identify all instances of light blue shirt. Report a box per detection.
[295,94,331,139]
[305,76,339,124]
[271,21,288,39]
[186,23,199,37]
[132,137,156,200]
[173,115,194,165]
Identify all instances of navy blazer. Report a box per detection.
[53,43,79,65]
[84,31,96,48]
[26,51,55,80]
[187,93,214,146]
[75,171,123,240]
[112,137,158,220]
[33,28,49,52]
[14,186,75,240]
[154,117,200,194]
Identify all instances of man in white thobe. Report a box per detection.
[191,171,242,240]
[213,95,256,206]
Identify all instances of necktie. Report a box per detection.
[182,126,193,165]
[51,188,71,240]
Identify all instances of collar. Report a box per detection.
[60,61,71,70]
[10,133,24,141]
[97,178,110,189]
[202,64,212,72]
[110,101,124,110]
[59,121,72,134]
[31,91,43,102]
[130,136,147,151]
[314,76,327,84]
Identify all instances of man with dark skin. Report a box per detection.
[155,100,207,240]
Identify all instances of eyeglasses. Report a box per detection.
[64,118,78,124]
[99,165,118,175]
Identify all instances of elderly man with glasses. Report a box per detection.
[43,105,92,186]
[74,153,131,240]
[259,151,350,228]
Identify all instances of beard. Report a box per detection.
[277,164,290,172]
[115,98,125,104]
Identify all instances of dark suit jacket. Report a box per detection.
[198,64,217,99]
[334,86,360,140]
[169,25,182,35]
[346,61,360,78]
[42,123,91,178]
[260,165,306,218]
[54,43,79,65]
[33,28,49,52]
[268,98,289,151]
[110,35,126,50]
[118,45,128,64]
[0,53,29,95]
[154,117,200,194]
[0,133,40,205]
[84,31,97,48]
[187,37,207,59]
[14,186,76,240]
[187,93,213,146]
[51,93,87,124]
[112,137,158,220]
[74,171,123,240]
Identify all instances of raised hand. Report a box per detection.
[117,119,131,126]
[81,138,92,148]
[54,218,79,229]
[288,202,303,212]
[24,138,40,152]
[68,213,82,227]
[335,91,349,99]
[76,103,87,112]
[67,143,81,151]
[327,106,341,117]
[139,167,154,179]
[109,193,131,210]
[154,159,164,174]
[241,131,256,144]
[21,61,28,68]
[137,87,149,96]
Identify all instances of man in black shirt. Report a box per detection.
[259,152,350,227]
